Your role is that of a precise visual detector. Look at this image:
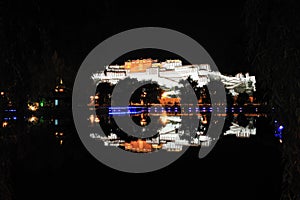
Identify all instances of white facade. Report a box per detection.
[91,60,255,97]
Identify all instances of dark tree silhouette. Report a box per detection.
[0,1,75,199]
[244,0,300,199]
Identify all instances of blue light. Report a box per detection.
[274,133,283,139]
[108,111,142,115]
[55,119,58,125]
[4,109,16,112]
[279,125,284,130]
[55,99,59,106]
[13,116,17,120]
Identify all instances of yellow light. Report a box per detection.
[2,121,8,128]
[55,132,58,136]
[202,115,208,124]
[59,88,64,92]
[59,132,63,136]
[28,116,38,123]
[161,92,168,98]
[59,140,63,145]
[94,95,99,100]
[28,103,39,111]
[160,116,168,125]
[89,114,95,123]
[94,117,100,123]
[140,119,147,126]
[0,92,4,96]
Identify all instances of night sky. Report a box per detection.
[30,0,250,74]
[2,0,283,199]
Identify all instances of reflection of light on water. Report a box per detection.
[89,114,95,124]
[140,118,147,126]
[28,116,38,123]
[159,111,168,125]
[88,104,270,152]
[54,132,64,145]
[94,117,100,123]
[125,139,152,152]
[201,115,208,124]
[88,114,100,124]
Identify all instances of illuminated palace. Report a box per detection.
[91,58,256,96]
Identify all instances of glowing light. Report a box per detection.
[28,102,39,111]
[279,139,283,143]
[55,99,59,106]
[28,116,38,123]
[160,113,168,125]
[2,121,8,128]
[140,119,147,126]
[202,115,208,124]
[54,119,58,125]
[94,117,100,123]
[89,114,95,123]
[59,140,63,145]
[278,125,284,130]
[0,92,4,96]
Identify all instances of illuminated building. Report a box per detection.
[91,59,256,96]
[54,78,65,93]
[124,58,158,72]
[159,90,180,106]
